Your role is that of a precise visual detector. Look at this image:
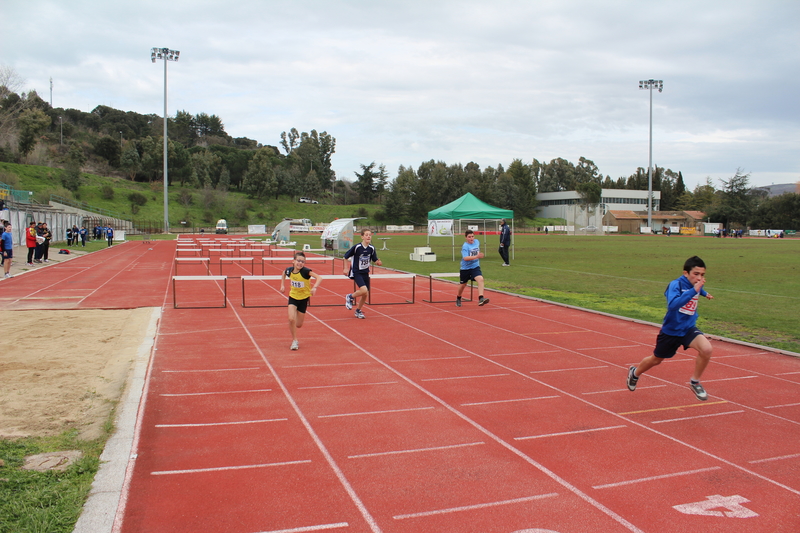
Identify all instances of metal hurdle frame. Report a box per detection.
[261,256,336,275]
[424,273,473,303]
[172,276,228,308]
[174,257,212,276]
[218,257,255,277]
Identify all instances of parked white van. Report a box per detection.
[215,219,228,234]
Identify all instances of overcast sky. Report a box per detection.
[2,0,798,190]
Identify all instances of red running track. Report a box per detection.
[3,240,799,532]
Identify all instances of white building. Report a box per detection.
[536,189,660,220]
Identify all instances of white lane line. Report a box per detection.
[318,406,435,419]
[349,442,485,459]
[420,373,510,382]
[255,523,349,533]
[282,362,373,368]
[583,385,667,395]
[391,356,472,362]
[155,418,287,428]
[579,345,640,351]
[462,395,559,406]
[151,459,311,476]
[486,350,562,357]
[161,367,261,373]
[701,376,759,383]
[651,411,745,424]
[593,467,722,489]
[515,425,627,441]
[529,365,607,374]
[160,389,271,396]
[393,493,559,520]
[776,371,800,376]
[297,381,398,390]
[749,453,800,464]
[764,402,800,409]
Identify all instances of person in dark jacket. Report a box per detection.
[498,218,511,266]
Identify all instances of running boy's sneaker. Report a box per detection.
[354,309,365,319]
[478,296,489,306]
[627,366,638,391]
[345,293,354,310]
[290,340,299,351]
[690,381,708,401]
[455,298,462,307]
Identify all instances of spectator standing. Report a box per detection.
[106,226,114,247]
[66,226,73,246]
[498,218,511,266]
[26,221,37,266]
[79,226,87,247]
[34,222,45,263]
[42,223,52,262]
[2,224,13,278]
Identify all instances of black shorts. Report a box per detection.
[1,249,10,259]
[352,271,371,290]
[653,329,703,358]
[460,267,482,284]
[288,297,309,313]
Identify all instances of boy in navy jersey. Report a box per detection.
[627,256,715,400]
[280,251,322,350]
[343,229,382,319]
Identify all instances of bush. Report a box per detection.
[127,192,147,206]
[100,184,115,200]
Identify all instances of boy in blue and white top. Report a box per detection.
[456,229,489,307]
[343,229,382,319]
[627,255,715,401]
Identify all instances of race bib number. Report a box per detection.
[358,255,371,270]
[291,280,305,289]
[679,295,698,315]
[469,248,479,257]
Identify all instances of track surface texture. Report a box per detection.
[5,239,799,533]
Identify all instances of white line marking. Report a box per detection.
[749,453,800,464]
[529,365,607,374]
[393,493,558,520]
[297,381,398,390]
[593,467,722,489]
[254,523,349,533]
[701,376,759,383]
[776,371,800,376]
[319,406,435,419]
[155,418,287,428]
[391,355,472,362]
[160,389,271,396]
[583,385,667,395]
[161,367,261,373]
[282,362,372,368]
[579,345,640,351]
[420,373,510,382]
[462,395,559,406]
[651,410,745,424]
[349,441,485,459]
[515,425,626,441]
[764,402,800,409]
[151,459,311,476]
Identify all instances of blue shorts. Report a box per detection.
[654,329,704,358]
[1,249,11,259]
[352,270,371,290]
[460,267,482,284]
[288,297,309,313]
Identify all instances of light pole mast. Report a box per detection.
[639,79,663,230]
[151,47,180,233]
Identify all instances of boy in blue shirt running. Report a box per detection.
[627,256,715,400]
[456,229,489,307]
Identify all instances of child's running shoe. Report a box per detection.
[345,293,354,310]
[690,381,707,401]
[455,297,462,307]
[290,340,299,351]
[627,366,638,391]
[478,296,489,306]
[354,309,365,319]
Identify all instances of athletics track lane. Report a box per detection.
[118,254,800,533]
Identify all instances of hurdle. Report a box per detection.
[174,257,211,276]
[176,248,203,257]
[172,276,227,308]
[362,273,417,305]
[424,272,473,303]
[262,255,336,275]
[219,257,255,276]
[240,275,283,307]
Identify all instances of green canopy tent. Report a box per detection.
[427,193,514,261]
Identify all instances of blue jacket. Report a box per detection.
[499,224,511,246]
[661,274,707,336]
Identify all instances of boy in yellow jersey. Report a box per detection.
[280,251,323,350]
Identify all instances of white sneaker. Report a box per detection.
[4,273,11,278]
[290,340,299,350]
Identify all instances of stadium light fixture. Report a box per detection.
[639,79,663,230]
[151,47,180,233]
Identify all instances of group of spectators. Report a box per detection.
[712,228,745,238]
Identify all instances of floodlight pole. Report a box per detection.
[639,79,663,230]
[152,47,180,233]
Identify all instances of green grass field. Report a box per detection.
[285,232,800,354]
